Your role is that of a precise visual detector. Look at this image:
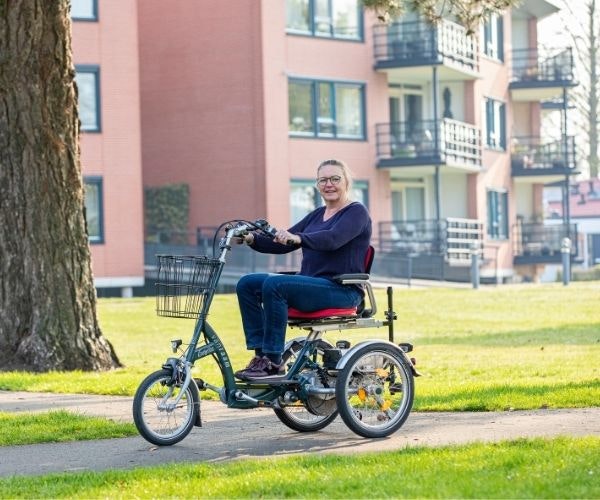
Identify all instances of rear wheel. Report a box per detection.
[273,338,338,432]
[133,369,200,446]
[335,343,414,438]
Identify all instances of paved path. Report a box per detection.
[0,390,598,477]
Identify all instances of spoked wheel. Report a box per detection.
[133,369,200,446]
[273,338,338,432]
[335,342,414,438]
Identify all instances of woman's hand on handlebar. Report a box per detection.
[237,233,254,245]
[274,230,301,246]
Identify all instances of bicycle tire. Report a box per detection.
[133,368,200,446]
[335,342,414,438]
[273,338,338,432]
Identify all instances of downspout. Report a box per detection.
[433,66,441,222]
[563,87,571,240]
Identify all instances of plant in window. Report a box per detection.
[144,184,190,244]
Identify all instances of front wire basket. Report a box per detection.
[155,255,222,319]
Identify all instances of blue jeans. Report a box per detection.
[236,273,363,355]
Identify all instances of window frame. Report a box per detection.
[290,178,369,224]
[480,13,504,61]
[285,0,364,41]
[288,77,366,140]
[483,97,506,151]
[84,176,105,244]
[486,188,508,240]
[71,0,98,22]
[75,65,102,133]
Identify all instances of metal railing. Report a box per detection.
[510,47,575,85]
[511,136,577,174]
[378,217,483,265]
[376,119,481,167]
[513,222,578,259]
[373,19,478,71]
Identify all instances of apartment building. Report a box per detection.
[71,0,145,296]
[134,0,578,284]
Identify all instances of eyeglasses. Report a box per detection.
[316,175,343,186]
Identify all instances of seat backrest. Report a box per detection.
[364,245,375,274]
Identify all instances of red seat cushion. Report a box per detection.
[288,307,357,319]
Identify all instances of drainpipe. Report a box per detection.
[562,88,571,240]
[433,66,441,221]
[432,66,444,279]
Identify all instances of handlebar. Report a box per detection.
[211,218,298,262]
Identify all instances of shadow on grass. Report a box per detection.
[414,378,600,411]
[414,323,600,346]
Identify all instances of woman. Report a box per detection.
[235,159,372,379]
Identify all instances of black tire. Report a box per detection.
[335,343,414,438]
[273,338,338,432]
[133,369,200,446]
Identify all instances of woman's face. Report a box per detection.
[317,164,347,204]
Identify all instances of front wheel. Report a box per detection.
[335,343,414,438]
[133,369,200,446]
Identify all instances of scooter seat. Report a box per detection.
[287,307,357,320]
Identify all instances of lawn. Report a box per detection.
[0,436,597,498]
[0,411,137,446]
[0,282,598,412]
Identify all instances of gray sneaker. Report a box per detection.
[236,356,284,380]
[234,356,262,380]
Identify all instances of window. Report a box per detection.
[75,66,101,132]
[84,177,104,243]
[483,98,506,150]
[289,78,365,139]
[391,181,426,221]
[480,13,503,61]
[286,0,362,40]
[71,0,98,21]
[290,179,368,224]
[487,189,508,240]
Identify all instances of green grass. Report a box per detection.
[0,282,598,411]
[0,436,597,498]
[0,411,136,446]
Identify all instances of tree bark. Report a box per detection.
[0,0,120,371]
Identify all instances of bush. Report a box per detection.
[557,265,600,282]
[144,183,189,244]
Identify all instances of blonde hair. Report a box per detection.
[317,159,353,195]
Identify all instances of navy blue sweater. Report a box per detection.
[251,202,372,279]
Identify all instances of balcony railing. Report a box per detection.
[373,19,478,71]
[376,119,481,168]
[510,47,575,87]
[513,222,578,264]
[511,136,577,176]
[378,217,483,265]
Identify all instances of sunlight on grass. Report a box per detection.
[0,411,136,446]
[0,436,597,498]
[0,282,598,411]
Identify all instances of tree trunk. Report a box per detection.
[0,0,120,371]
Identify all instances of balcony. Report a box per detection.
[376,119,482,171]
[510,47,577,101]
[513,222,579,265]
[373,19,479,84]
[378,217,483,264]
[511,136,577,182]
